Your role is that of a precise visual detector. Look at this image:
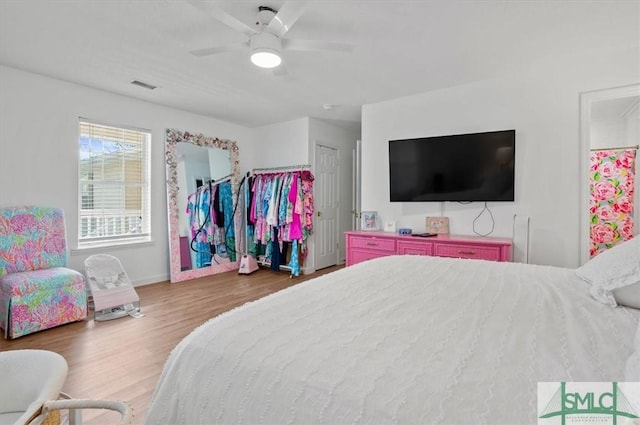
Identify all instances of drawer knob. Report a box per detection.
[457,250,476,255]
[366,242,378,246]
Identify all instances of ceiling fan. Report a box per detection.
[187,1,353,70]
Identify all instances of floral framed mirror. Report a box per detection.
[165,128,241,282]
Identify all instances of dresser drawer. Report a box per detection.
[397,240,434,256]
[348,236,396,252]
[433,243,501,261]
[349,250,394,265]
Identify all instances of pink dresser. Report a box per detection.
[345,231,512,266]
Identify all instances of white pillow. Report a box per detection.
[613,283,640,309]
[576,236,640,308]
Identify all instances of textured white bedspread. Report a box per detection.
[146,256,639,425]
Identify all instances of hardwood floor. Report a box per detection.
[0,265,342,424]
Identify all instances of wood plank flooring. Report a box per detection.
[0,265,342,424]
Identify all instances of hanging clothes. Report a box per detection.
[288,173,303,241]
[270,227,281,271]
[288,240,300,276]
[248,169,314,276]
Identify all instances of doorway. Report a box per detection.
[580,84,640,264]
[314,143,339,270]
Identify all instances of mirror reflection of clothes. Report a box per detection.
[186,180,236,268]
[186,184,214,268]
[215,182,236,262]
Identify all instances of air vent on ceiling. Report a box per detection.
[130,80,157,90]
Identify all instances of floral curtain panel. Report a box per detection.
[589,148,636,257]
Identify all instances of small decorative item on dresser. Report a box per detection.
[384,220,397,232]
[426,216,450,234]
[361,211,378,231]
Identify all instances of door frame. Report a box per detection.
[314,141,340,269]
[579,83,640,265]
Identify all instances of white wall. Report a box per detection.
[591,98,638,148]
[0,65,251,285]
[626,102,640,145]
[247,118,310,171]
[208,148,231,180]
[362,47,639,268]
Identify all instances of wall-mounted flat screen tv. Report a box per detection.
[389,129,515,202]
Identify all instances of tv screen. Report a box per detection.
[389,130,515,202]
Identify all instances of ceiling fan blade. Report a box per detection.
[266,2,307,37]
[283,39,354,53]
[186,0,256,37]
[189,42,248,57]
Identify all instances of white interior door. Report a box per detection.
[352,139,361,230]
[315,144,339,270]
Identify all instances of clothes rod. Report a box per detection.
[252,164,311,173]
[215,173,233,183]
[196,174,232,189]
[590,144,639,152]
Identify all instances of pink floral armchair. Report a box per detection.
[0,206,87,338]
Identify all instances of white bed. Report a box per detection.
[146,253,640,425]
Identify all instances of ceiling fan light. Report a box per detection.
[249,31,282,68]
[250,50,282,68]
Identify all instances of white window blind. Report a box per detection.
[78,120,151,246]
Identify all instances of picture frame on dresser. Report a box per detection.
[426,216,450,234]
[361,211,378,231]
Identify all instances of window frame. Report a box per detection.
[77,118,152,249]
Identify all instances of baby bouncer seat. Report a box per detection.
[84,254,140,322]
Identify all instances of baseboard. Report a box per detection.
[132,273,170,287]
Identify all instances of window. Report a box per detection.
[78,120,151,247]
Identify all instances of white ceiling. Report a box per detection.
[1,1,638,128]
